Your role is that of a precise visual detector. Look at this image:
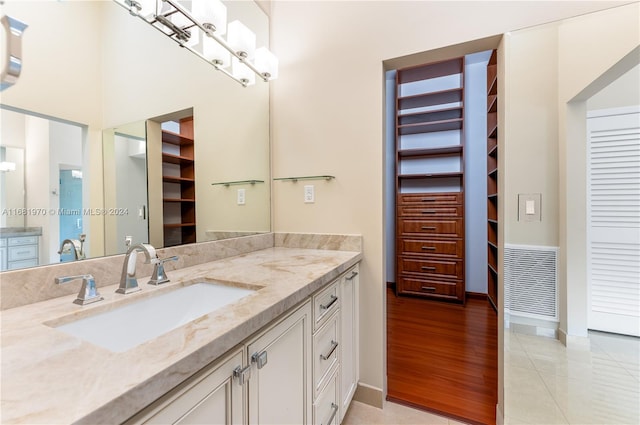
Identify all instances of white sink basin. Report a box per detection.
[54,282,256,352]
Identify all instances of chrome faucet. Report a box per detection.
[148,256,179,285]
[55,274,103,305]
[58,235,85,261]
[117,243,158,294]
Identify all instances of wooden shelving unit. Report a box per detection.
[486,50,498,312]
[161,117,196,247]
[395,57,466,303]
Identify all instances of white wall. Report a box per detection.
[588,64,640,110]
[270,0,633,409]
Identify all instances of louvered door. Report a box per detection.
[587,106,640,337]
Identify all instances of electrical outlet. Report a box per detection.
[304,185,315,203]
[125,235,133,248]
[237,188,246,205]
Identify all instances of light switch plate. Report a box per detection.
[518,193,541,222]
[304,185,315,203]
[237,188,246,205]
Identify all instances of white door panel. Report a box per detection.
[587,107,640,337]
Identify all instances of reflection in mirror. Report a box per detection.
[0,0,270,270]
[0,107,90,269]
[103,121,149,255]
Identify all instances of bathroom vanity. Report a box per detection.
[0,236,361,424]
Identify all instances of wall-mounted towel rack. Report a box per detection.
[211,180,265,187]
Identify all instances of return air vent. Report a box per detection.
[504,244,558,321]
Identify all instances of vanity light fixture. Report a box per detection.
[115,0,277,87]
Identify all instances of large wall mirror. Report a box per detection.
[0,0,270,270]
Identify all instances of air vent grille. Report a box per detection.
[504,244,558,320]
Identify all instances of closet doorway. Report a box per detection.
[384,44,499,425]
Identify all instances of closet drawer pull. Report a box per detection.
[421,266,436,271]
[420,198,437,202]
[421,210,437,214]
[421,286,436,291]
[421,246,436,251]
[421,226,436,231]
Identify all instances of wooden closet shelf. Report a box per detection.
[162,130,194,145]
[163,176,195,183]
[398,118,463,135]
[398,88,463,110]
[163,198,196,203]
[162,153,194,165]
[399,145,463,158]
[163,222,196,228]
[399,172,463,180]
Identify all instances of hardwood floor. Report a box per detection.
[387,287,498,425]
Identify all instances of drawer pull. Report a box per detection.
[421,226,436,230]
[345,271,358,280]
[321,403,339,425]
[421,210,437,214]
[421,266,436,271]
[421,246,436,251]
[421,286,436,291]
[421,198,437,202]
[320,340,339,360]
[320,295,338,311]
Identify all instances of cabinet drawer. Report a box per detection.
[398,192,462,205]
[8,236,39,246]
[313,312,339,398]
[398,257,463,280]
[0,238,6,247]
[398,205,462,217]
[313,281,339,331]
[398,218,463,238]
[8,244,37,261]
[399,238,462,258]
[8,259,38,270]
[313,369,339,425]
[397,276,460,298]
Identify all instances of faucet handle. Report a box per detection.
[55,274,103,306]
[148,256,179,286]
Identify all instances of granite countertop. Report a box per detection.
[0,227,43,238]
[0,247,361,424]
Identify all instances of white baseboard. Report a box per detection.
[353,382,383,409]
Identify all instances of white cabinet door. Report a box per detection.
[247,301,312,425]
[339,265,359,421]
[139,349,245,425]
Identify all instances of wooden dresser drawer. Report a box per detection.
[399,239,463,258]
[397,276,459,298]
[398,205,462,217]
[398,192,462,206]
[398,257,463,280]
[398,218,463,238]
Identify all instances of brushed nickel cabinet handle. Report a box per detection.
[320,340,339,361]
[421,246,436,251]
[321,403,339,425]
[421,286,436,291]
[345,271,358,280]
[421,226,436,230]
[320,295,338,310]
[421,266,436,271]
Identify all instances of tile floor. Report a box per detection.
[344,330,639,425]
[343,400,468,425]
[505,330,640,424]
